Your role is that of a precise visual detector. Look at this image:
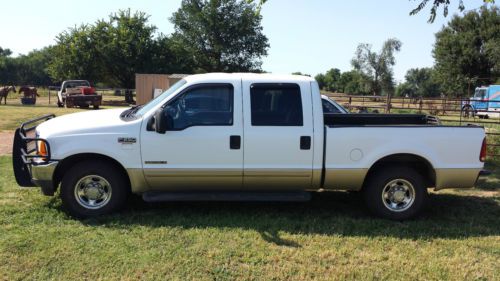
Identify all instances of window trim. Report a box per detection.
[249,83,304,127]
[161,83,235,131]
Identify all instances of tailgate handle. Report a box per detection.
[300,136,311,150]
[230,135,241,150]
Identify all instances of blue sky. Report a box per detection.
[0,0,488,81]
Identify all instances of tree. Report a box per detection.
[291,71,310,77]
[171,0,269,73]
[48,10,174,88]
[315,68,342,92]
[0,47,12,57]
[91,9,159,88]
[339,70,370,95]
[400,67,441,97]
[351,38,402,96]
[410,0,495,23]
[432,6,500,96]
[48,25,102,83]
[14,47,53,86]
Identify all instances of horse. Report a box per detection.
[0,85,16,105]
[18,86,40,99]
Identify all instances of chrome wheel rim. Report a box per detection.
[381,179,415,212]
[74,175,112,209]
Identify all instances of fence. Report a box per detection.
[326,93,500,160]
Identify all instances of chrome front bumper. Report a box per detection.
[30,161,58,196]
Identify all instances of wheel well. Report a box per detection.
[53,153,131,192]
[364,154,436,188]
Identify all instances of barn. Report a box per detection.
[135,74,188,105]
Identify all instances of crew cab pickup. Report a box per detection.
[13,73,488,220]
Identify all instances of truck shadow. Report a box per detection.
[77,191,500,244]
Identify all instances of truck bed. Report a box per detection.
[324,113,440,126]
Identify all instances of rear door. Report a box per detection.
[242,82,314,190]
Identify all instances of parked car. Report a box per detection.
[57,80,102,109]
[462,85,500,118]
[13,73,488,220]
[321,95,349,114]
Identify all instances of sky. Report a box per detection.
[0,0,489,82]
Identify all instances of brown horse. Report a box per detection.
[18,86,40,99]
[0,85,16,105]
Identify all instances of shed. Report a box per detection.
[135,74,189,105]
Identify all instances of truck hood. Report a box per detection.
[37,108,131,138]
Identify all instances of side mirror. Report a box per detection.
[146,109,169,134]
[154,109,167,134]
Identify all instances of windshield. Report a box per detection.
[135,79,187,116]
[65,81,90,88]
[474,89,487,99]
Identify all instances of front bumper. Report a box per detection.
[31,161,58,196]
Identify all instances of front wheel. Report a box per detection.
[60,161,129,218]
[363,166,428,220]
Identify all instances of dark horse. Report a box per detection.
[18,86,40,99]
[0,85,16,105]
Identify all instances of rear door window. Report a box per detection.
[250,84,303,126]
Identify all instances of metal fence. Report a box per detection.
[326,93,500,160]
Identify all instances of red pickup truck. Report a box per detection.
[57,80,102,109]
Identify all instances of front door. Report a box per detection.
[242,82,314,190]
[141,80,243,190]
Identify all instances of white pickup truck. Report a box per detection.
[13,73,488,220]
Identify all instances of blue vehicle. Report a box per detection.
[463,85,500,118]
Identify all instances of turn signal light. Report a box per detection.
[480,138,487,162]
[37,140,48,157]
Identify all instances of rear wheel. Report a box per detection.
[363,166,428,220]
[60,161,129,218]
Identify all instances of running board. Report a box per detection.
[142,191,311,203]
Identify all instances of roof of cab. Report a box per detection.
[183,73,315,83]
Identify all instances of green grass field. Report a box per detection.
[0,103,499,280]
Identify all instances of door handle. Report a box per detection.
[300,136,311,150]
[230,135,241,150]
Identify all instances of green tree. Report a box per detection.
[291,71,310,77]
[48,10,173,88]
[171,0,269,72]
[15,47,53,86]
[351,38,402,96]
[404,67,441,97]
[339,70,370,95]
[0,47,12,57]
[48,25,101,83]
[432,6,500,96]
[410,0,495,23]
[91,9,159,88]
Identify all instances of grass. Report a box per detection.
[0,156,499,280]
[0,103,127,132]
[0,99,499,280]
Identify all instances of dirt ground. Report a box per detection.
[0,131,13,155]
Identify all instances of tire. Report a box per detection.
[93,105,99,110]
[363,166,428,220]
[60,160,129,218]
